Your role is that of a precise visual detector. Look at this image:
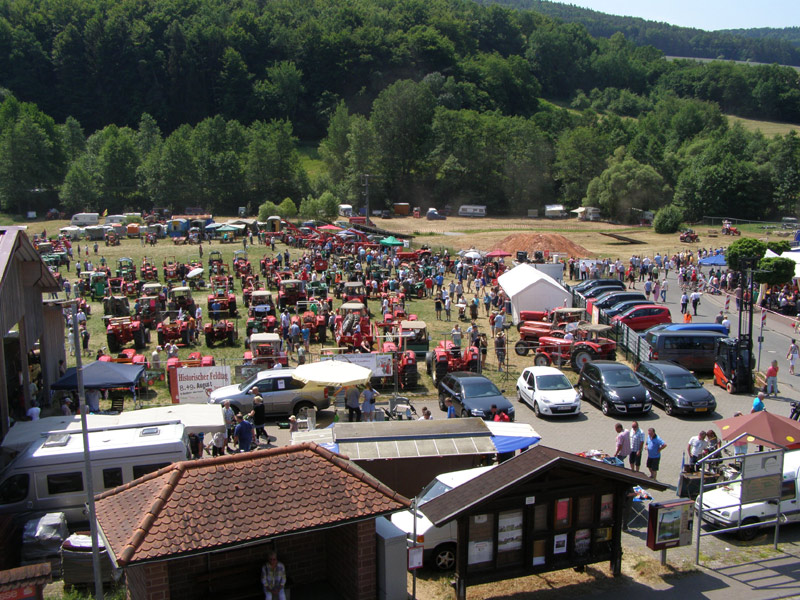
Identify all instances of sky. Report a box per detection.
[554,1,800,31]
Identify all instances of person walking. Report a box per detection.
[680,291,688,314]
[690,290,702,315]
[660,278,668,303]
[495,331,507,371]
[361,382,378,422]
[646,428,667,480]
[628,421,645,472]
[614,423,631,464]
[765,360,779,396]
[787,339,799,375]
[751,391,766,413]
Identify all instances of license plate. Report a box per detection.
[695,407,708,412]
[629,404,642,409]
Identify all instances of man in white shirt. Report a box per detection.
[26,401,41,421]
[687,431,708,470]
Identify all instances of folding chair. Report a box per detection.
[628,486,652,528]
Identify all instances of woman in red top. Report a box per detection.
[765,360,779,397]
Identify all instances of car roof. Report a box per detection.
[256,368,295,379]
[620,304,666,314]
[523,366,568,377]
[447,371,492,382]
[590,361,632,371]
[640,361,693,375]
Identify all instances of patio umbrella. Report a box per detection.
[380,236,404,246]
[463,250,482,260]
[187,267,203,279]
[486,250,512,258]
[292,361,373,387]
[714,411,800,449]
[318,224,343,231]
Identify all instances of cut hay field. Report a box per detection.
[727,114,800,136]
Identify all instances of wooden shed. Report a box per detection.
[0,227,63,436]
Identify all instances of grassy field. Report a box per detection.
[727,114,800,136]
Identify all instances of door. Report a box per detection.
[780,479,800,522]
[580,366,600,405]
[521,371,535,405]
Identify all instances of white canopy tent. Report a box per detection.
[498,264,570,324]
[780,251,800,279]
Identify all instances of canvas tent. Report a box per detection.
[498,264,570,324]
[781,251,800,279]
[51,361,145,390]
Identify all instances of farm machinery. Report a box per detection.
[140,257,159,281]
[523,324,617,371]
[207,285,238,318]
[679,230,699,243]
[244,333,289,368]
[233,250,252,279]
[425,340,481,386]
[106,316,149,353]
[245,291,278,340]
[203,319,238,347]
[167,286,197,316]
[334,302,375,348]
[157,318,191,346]
[278,279,307,311]
[163,257,181,282]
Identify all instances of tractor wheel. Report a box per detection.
[533,353,551,367]
[107,333,120,354]
[433,363,448,387]
[571,348,595,371]
[467,359,479,373]
[205,334,213,347]
[425,352,435,376]
[181,330,189,346]
[514,340,530,357]
[133,328,146,350]
[227,331,236,346]
[157,331,165,346]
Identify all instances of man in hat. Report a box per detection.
[62,397,73,416]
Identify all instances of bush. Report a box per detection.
[278,198,298,218]
[257,201,280,221]
[653,205,683,234]
[755,257,796,286]
[726,237,767,272]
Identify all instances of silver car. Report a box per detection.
[208,368,330,417]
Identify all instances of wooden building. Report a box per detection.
[0,227,62,436]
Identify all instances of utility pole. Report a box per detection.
[361,174,370,224]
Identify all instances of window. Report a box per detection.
[133,463,169,479]
[47,472,83,495]
[0,474,29,504]
[781,480,796,501]
[103,468,123,489]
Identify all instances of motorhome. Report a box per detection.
[457,205,486,218]
[70,213,100,227]
[338,204,353,218]
[104,214,126,225]
[0,423,190,524]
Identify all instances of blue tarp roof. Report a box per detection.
[698,254,727,266]
[51,361,145,390]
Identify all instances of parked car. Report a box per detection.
[437,372,515,421]
[390,466,495,570]
[643,323,729,336]
[580,285,627,300]
[572,278,625,295]
[643,330,728,372]
[635,361,716,416]
[611,305,672,331]
[426,208,446,220]
[208,368,330,417]
[592,291,647,312]
[516,366,581,418]
[603,299,652,318]
[577,361,652,416]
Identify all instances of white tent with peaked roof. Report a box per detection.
[498,264,570,324]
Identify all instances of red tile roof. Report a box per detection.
[94,443,410,566]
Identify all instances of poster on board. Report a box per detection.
[170,366,231,403]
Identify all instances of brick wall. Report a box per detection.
[326,520,376,600]
[126,562,169,600]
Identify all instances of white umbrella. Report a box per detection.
[463,250,482,260]
[187,267,204,278]
[292,361,372,387]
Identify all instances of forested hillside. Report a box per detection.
[0,0,798,223]
[480,0,800,66]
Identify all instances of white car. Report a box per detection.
[390,466,495,570]
[516,366,581,418]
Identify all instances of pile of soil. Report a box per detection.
[490,233,592,258]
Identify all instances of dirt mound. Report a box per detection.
[491,233,592,258]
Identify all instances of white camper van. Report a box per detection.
[697,449,800,540]
[70,212,100,227]
[0,423,190,524]
[457,205,486,218]
[339,204,353,218]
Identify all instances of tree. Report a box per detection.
[725,237,767,272]
[653,205,683,233]
[257,201,279,221]
[755,257,796,286]
[278,197,297,218]
[553,125,610,207]
[767,240,792,254]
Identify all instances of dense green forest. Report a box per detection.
[0,0,798,222]
[480,0,800,66]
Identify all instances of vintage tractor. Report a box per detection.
[300,309,328,344]
[278,279,307,311]
[342,281,368,304]
[140,257,159,281]
[207,285,238,318]
[397,320,430,358]
[722,224,741,236]
[246,291,278,340]
[233,250,252,279]
[116,257,137,280]
[103,295,131,318]
[533,324,617,371]
[136,296,164,329]
[204,319,238,347]
[208,250,223,270]
[379,340,418,389]
[108,277,125,296]
[83,271,108,302]
[515,308,587,355]
[168,286,197,316]
[105,232,120,246]
[679,229,699,243]
[335,302,375,348]
[166,352,215,389]
[425,341,481,386]
[163,257,181,282]
[307,280,328,301]
[243,333,289,368]
[106,316,149,353]
[140,282,166,304]
[98,347,149,368]
[157,318,191,346]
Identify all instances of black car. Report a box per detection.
[581,285,627,300]
[592,291,647,312]
[604,299,651,318]
[573,278,625,295]
[577,361,652,416]
[635,361,717,416]
[437,372,515,421]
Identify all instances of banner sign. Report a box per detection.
[319,352,393,377]
[170,366,232,404]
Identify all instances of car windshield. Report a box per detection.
[418,479,453,505]
[462,379,502,398]
[665,374,701,389]
[535,374,572,391]
[239,373,260,391]
[602,369,640,388]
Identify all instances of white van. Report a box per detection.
[457,205,486,218]
[0,423,190,524]
[391,465,495,570]
[339,204,353,218]
[104,214,125,225]
[70,212,100,227]
[697,450,800,540]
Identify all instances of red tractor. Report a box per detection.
[168,286,197,316]
[679,229,699,243]
[342,281,368,304]
[379,341,418,389]
[335,302,375,348]
[425,341,481,386]
[244,333,289,368]
[300,309,328,344]
[157,318,191,346]
[515,308,586,355]
[106,316,149,354]
[233,250,252,279]
[531,324,617,371]
[99,348,149,368]
[722,222,741,236]
[166,352,215,390]
[203,319,238,347]
[246,290,278,339]
[136,295,164,329]
[207,285,238,318]
[208,250,223,270]
[140,257,159,281]
[163,257,180,282]
[278,279,307,311]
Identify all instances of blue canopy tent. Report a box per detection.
[51,361,145,390]
[698,254,727,267]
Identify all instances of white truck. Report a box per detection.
[697,450,800,540]
[0,423,190,524]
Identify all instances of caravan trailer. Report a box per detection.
[457,205,486,218]
[70,213,100,227]
[0,423,190,524]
